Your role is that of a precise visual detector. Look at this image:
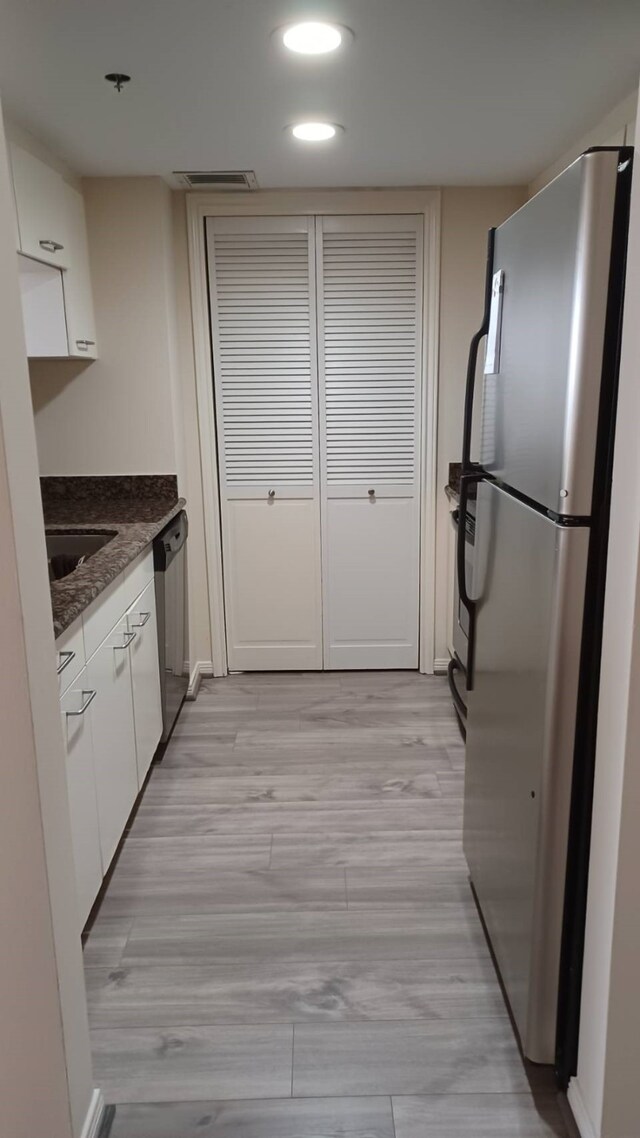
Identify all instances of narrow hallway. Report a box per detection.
[84,672,568,1136]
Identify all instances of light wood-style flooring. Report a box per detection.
[84,672,570,1137]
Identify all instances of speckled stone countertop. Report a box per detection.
[42,476,185,639]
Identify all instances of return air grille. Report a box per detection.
[174,170,258,190]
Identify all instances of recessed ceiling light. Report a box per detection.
[282,21,344,54]
[290,121,340,142]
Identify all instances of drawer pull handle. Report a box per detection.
[129,612,150,628]
[75,340,96,350]
[39,239,64,253]
[368,488,375,498]
[66,689,97,717]
[57,649,76,675]
[113,630,136,650]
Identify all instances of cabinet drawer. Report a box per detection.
[83,571,126,660]
[56,616,86,695]
[124,547,154,608]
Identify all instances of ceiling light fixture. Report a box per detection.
[105,72,131,92]
[290,121,340,142]
[282,21,344,54]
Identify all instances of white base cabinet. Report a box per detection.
[57,549,162,928]
[127,580,163,786]
[85,617,139,869]
[60,675,103,930]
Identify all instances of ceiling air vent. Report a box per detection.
[174,170,258,190]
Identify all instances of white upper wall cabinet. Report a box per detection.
[10,144,70,267]
[9,142,97,359]
[63,183,97,358]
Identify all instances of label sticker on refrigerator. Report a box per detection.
[484,270,504,375]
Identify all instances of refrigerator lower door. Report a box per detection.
[464,480,589,1063]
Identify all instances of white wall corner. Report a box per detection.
[567,1078,599,1138]
[79,1090,104,1138]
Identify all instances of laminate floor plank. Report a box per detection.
[92,1024,293,1104]
[120,908,487,967]
[292,1020,532,1097]
[271,831,466,869]
[86,956,506,1028]
[141,771,442,805]
[392,1093,568,1137]
[130,803,463,838]
[99,868,348,918]
[107,1095,395,1138]
[345,866,473,908]
[84,671,559,1133]
[114,834,273,872]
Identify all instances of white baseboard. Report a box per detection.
[567,1078,598,1138]
[433,657,450,675]
[80,1089,104,1138]
[186,660,214,700]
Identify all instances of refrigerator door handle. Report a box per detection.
[457,226,496,692]
[461,227,496,472]
[447,655,467,720]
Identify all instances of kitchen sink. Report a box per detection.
[46,530,117,581]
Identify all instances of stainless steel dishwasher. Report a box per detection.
[154,510,188,744]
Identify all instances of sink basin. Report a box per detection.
[46,530,117,581]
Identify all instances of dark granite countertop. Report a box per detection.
[42,476,185,639]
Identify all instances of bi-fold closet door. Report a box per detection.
[206,213,423,671]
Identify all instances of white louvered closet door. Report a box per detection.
[316,215,423,669]
[206,216,322,670]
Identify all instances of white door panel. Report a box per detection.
[207,215,323,671]
[223,498,322,670]
[207,213,424,673]
[317,215,423,669]
[324,496,420,669]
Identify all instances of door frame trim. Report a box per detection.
[186,189,441,675]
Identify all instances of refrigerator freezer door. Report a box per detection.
[464,481,588,1062]
[480,150,619,517]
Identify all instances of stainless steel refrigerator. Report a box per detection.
[458,147,633,1078]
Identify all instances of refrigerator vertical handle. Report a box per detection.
[457,227,495,693]
[457,472,480,692]
[461,227,495,472]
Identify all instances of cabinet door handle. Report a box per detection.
[129,612,151,628]
[75,340,96,350]
[57,649,76,675]
[39,239,64,253]
[65,689,97,717]
[113,630,136,650]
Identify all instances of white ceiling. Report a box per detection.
[0,0,638,187]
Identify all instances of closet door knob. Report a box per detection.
[268,489,276,499]
[368,489,375,498]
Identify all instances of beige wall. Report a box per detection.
[29,177,179,476]
[0,104,94,1138]
[434,185,526,664]
[528,90,637,198]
